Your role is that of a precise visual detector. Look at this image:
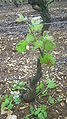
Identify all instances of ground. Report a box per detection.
[0,1,67,119]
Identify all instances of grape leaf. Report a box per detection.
[33,40,43,50]
[29,24,43,31]
[48,96,55,105]
[45,39,56,51]
[16,13,27,23]
[47,80,57,89]
[38,112,44,119]
[35,108,41,115]
[43,33,56,51]
[31,17,42,25]
[25,116,30,119]
[40,53,55,66]
[44,111,47,118]
[16,34,34,53]
[8,102,13,109]
[13,95,21,105]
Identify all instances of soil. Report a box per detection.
[0,1,67,119]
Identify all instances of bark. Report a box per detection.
[23,58,42,102]
[31,0,52,33]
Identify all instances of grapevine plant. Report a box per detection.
[14,15,57,119]
[16,14,56,102]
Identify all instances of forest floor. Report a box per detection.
[0,1,67,119]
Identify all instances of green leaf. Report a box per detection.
[29,105,35,114]
[33,40,43,51]
[35,108,41,115]
[43,111,47,118]
[25,34,34,43]
[18,0,23,4]
[56,95,63,102]
[17,0,23,4]
[9,95,13,102]
[5,98,9,105]
[38,112,44,119]
[16,34,34,53]
[47,80,57,89]
[43,32,56,51]
[1,95,13,110]
[40,105,46,111]
[1,102,7,110]
[45,39,56,51]
[45,79,52,84]
[48,96,55,105]
[39,36,44,41]
[16,40,28,53]
[31,17,41,25]
[12,81,26,91]
[40,54,55,66]
[29,24,43,31]
[31,17,43,31]
[16,14,27,23]
[41,91,48,97]
[25,116,30,119]
[8,102,13,109]
[36,82,44,94]
[19,81,25,87]
[36,85,40,94]
[4,95,8,99]
[43,31,49,37]
[43,34,56,51]
[40,82,44,89]
[13,95,21,105]
[17,86,22,90]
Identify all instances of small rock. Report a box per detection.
[1,110,7,115]
[53,51,59,55]
[55,75,61,80]
[60,102,65,107]
[6,115,17,119]
[7,110,13,115]
[59,36,62,40]
[58,115,63,119]
[57,89,62,92]
[56,110,59,113]
[26,45,29,50]
[66,98,67,104]
[64,117,67,119]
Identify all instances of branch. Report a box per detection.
[47,0,54,6]
[30,58,42,86]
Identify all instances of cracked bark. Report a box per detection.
[23,57,42,102]
[30,0,53,33]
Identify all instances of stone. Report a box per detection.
[60,102,65,107]
[6,115,17,119]
[57,89,62,92]
[66,98,67,104]
[64,117,67,119]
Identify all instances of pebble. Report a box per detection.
[60,102,65,107]
[26,45,29,50]
[59,72,63,75]
[57,89,62,92]
[56,110,59,113]
[6,115,17,119]
[64,117,67,119]
[66,98,67,104]
[58,115,63,119]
